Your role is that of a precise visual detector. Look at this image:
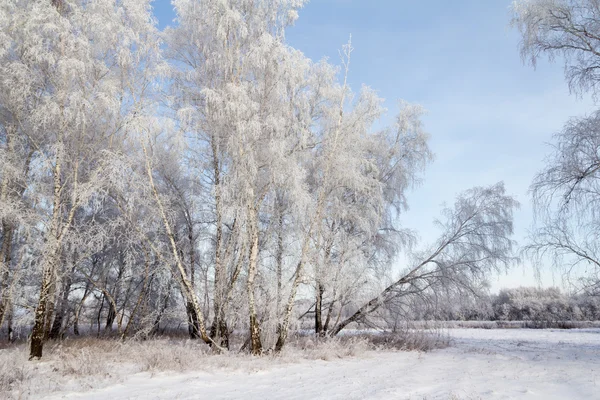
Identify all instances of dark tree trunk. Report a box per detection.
[105,298,116,332]
[44,281,56,339]
[49,272,73,340]
[274,321,287,352]
[0,271,10,331]
[73,282,91,336]
[105,260,125,333]
[150,280,172,336]
[186,221,199,340]
[96,295,105,336]
[186,301,200,339]
[323,298,335,333]
[0,222,14,329]
[6,304,13,342]
[247,223,262,355]
[315,283,325,336]
[49,306,64,339]
[122,252,152,340]
[249,314,262,355]
[30,266,55,359]
[210,311,229,349]
[73,255,100,336]
[315,241,332,337]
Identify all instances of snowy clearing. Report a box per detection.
[38,329,600,400]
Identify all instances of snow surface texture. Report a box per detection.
[41,329,600,399]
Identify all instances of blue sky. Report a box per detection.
[152,0,595,291]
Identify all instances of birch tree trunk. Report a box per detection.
[142,140,212,345]
[314,283,325,336]
[246,207,262,355]
[30,253,60,358]
[48,269,73,340]
[315,240,333,336]
[186,217,200,339]
[30,149,64,359]
[0,133,13,330]
[276,226,284,317]
[209,140,229,347]
[0,222,14,331]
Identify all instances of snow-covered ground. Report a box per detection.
[40,329,600,400]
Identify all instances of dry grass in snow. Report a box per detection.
[0,329,449,399]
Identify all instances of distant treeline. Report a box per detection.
[410,287,600,322]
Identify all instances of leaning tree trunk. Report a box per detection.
[273,158,341,351]
[330,265,426,336]
[142,141,213,346]
[275,227,315,352]
[104,296,117,333]
[274,259,303,352]
[121,250,152,340]
[186,301,200,338]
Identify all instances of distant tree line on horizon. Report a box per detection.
[398,286,600,323]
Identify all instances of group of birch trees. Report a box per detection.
[0,0,519,360]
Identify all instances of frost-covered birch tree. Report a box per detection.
[331,183,518,335]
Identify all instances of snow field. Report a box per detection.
[28,328,600,400]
